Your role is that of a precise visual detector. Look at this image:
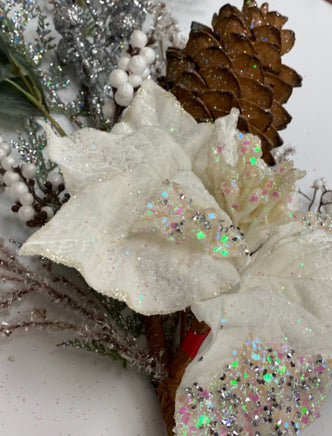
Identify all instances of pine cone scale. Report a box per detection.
[201,67,240,96]
[264,72,292,104]
[200,90,240,118]
[270,101,292,130]
[231,54,265,82]
[252,41,281,73]
[240,100,273,131]
[280,29,295,55]
[194,47,231,71]
[252,25,281,47]
[239,77,273,108]
[185,31,220,57]
[162,1,302,164]
[279,64,302,88]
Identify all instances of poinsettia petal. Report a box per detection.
[192,108,304,235]
[176,222,332,434]
[20,165,241,315]
[44,123,192,196]
[115,80,213,164]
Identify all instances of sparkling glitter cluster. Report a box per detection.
[0,0,47,60]
[287,211,332,233]
[53,0,153,129]
[209,131,304,232]
[137,180,249,258]
[176,340,332,436]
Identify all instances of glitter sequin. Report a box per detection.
[137,180,249,258]
[208,130,305,232]
[176,340,332,436]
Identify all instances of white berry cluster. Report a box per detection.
[0,135,63,224]
[109,29,156,107]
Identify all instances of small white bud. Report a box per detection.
[3,170,21,186]
[19,192,34,206]
[109,69,128,88]
[8,181,29,202]
[128,74,143,88]
[139,46,156,65]
[128,55,147,75]
[102,100,116,119]
[18,205,35,222]
[41,206,54,221]
[22,163,37,179]
[0,142,11,155]
[0,149,7,160]
[114,92,133,107]
[1,155,16,171]
[311,178,325,190]
[117,56,130,71]
[142,67,151,80]
[116,82,134,99]
[47,172,64,189]
[130,30,148,49]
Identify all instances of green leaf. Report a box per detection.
[0,33,48,109]
[0,48,9,64]
[0,78,44,118]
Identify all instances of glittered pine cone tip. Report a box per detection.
[161,1,302,165]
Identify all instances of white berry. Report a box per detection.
[114,92,133,107]
[139,47,156,65]
[127,55,147,75]
[103,100,116,119]
[118,56,130,71]
[142,67,151,79]
[8,181,29,202]
[0,149,7,160]
[18,205,35,222]
[3,170,21,186]
[41,206,54,220]
[128,74,143,88]
[1,155,16,170]
[117,82,134,99]
[109,69,128,88]
[47,172,64,189]
[130,30,148,49]
[19,192,34,206]
[22,163,37,179]
[0,142,11,155]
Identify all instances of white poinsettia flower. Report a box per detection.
[20,80,252,315]
[175,220,332,434]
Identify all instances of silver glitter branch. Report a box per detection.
[53,0,153,129]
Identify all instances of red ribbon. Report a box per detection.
[180,328,211,359]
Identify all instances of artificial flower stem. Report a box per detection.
[39,106,67,138]
[180,309,188,345]
[5,78,66,137]
[144,315,169,369]
[157,317,210,435]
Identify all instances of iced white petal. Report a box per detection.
[180,221,332,390]
[21,81,245,315]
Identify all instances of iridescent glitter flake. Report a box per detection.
[176,340,331,436]
[137,180,248,258]
[208,130,304,232]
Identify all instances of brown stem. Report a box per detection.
[144,315,169,369]
[157,316,210,436]
[180,309,188,345]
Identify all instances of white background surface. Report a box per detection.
[0,1,332,435]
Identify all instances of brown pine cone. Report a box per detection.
[161,1,302,165]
